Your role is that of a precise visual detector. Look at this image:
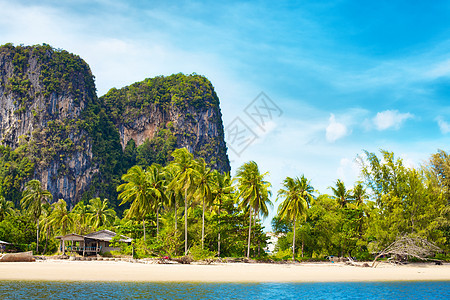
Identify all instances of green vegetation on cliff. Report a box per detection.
[0,43,230,211]
[101,74,220,124]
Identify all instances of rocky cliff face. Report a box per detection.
[0,44,230,206]
[0,44,97,207]
[101,74,230,173]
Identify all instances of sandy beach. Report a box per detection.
[0,260,449,282]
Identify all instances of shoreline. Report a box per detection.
[1,260,449,282]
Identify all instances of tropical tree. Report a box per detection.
[118,165,153,241]
[235,161,272,258]
[164,164,182,232]
[87,197,116,229]
[0,196,15,221]
[48,199,74,236]
[20,179,53,253]
[349,182,368,237]
[194,158,215,249]
[146,164,167,238]
[71,201,90,234]
[330,179,352,208]
[211,171,234,256]
[350,182,367,209]
[168,148,198,255]
[40,202,53,254]
[277,175,314,260]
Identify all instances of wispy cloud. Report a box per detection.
[326,114,348,142]
[373,110,413,130]
[436,117,450,134]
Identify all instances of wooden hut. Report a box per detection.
[0,240,10,252]
[56,230,132,256]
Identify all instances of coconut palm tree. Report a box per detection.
[164,164,182,232]
[330,179,352,208]
[350,182,367,237]
[87,197,116,229]
[20,179,53,253]
[194,158,215,249]
[235,161,272,258]
[71,201,90,234]
[277,175,314,260]
[40,202,53,254]
[146,164,168,238]
[211,171,234,256]
[0,196,15,221]
[350,182,367,209]
[48,199,74,236]
[118,165,153,241]
[168,148,198,255]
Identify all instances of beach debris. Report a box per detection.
[0,251,35,262]
[371,235,442,267]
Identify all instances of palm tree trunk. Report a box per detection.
[218,198,221,257]
[36,219,39,254]
[185,188,188,255]
[156,205,159,239]
[202,198,205,249]
[143,218,146,242]
[292,218,296,261]
[174,196,177,232]
[247,209,252,258]
[44,225,50,254]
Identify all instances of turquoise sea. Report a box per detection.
[1,281,449,299]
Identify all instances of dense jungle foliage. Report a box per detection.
[0,149,449,261]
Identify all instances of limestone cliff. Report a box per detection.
[101,74,230,173]
[0,44,230,207]
[0,44,97,207]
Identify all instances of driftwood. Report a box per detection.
[171,255,193,264]
[0,251,35,262]
[371,236,442,268]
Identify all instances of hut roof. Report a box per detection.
[84,230,132,243]
[55,233,85,241]
[0,240,10,245]
[55,230,132,243]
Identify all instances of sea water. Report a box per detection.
[1,281,449,299]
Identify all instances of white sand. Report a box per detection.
[0,260,449,282]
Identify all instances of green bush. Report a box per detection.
[189,244,216,260]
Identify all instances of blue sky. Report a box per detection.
[2,0,450,229]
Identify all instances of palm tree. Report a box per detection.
[146,164,168,238]
[20,179,53,253]
[350,182,367,237]
[277,175,314,260]
[211,171,234,256]
[330,179,351,208]
[48,199,74,236]
[168,148,198,255]
[164,164,181,232]
[118,165,153,241]
[0,196,15,221]
[194,158,215,249]
[87,197,116,229]
[40,202,53,254]
[235,161,272,258]
[351,182,367,209]
[71,201,90,234]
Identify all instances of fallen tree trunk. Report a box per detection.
[371,236,442,268]
[0,251,35,262]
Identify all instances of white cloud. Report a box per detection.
[437,117,450,134]
[373,110,413,130]
[326,114,348,142]
[336,157,360,184]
